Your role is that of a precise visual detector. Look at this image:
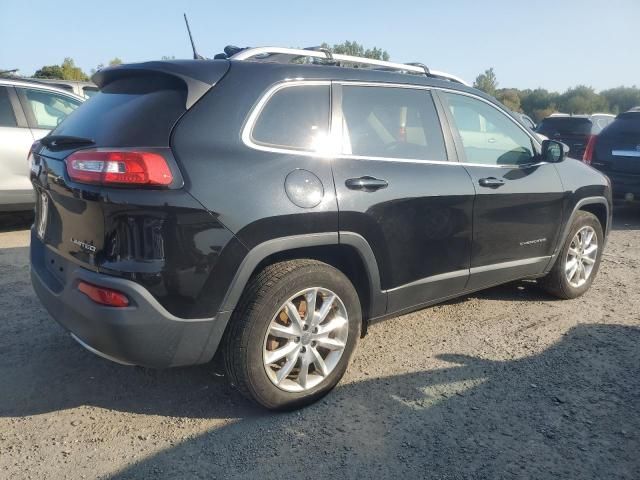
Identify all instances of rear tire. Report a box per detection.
[539,211,603,299]
[223,259,361,410]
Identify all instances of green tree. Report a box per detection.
[320,41,390,61]
[558,85,608,114]
[496,89,521,112]
[108,57,123,66]
[35,58,88,81]
[520,88,560,122]
[33,64,65,79]
[60,57,89,81]
[473,68,498,97]
[601,86,640,114]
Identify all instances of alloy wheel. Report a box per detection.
[565,225,598,288]
[263,287,349,393]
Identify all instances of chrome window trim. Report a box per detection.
[241,80,547,170]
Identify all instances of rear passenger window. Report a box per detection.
[0,87,17,127]
[251,85,330,152]
[340,86,446,160]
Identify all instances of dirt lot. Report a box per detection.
[0,207,639,480]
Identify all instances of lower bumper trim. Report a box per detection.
[70,333,135,366]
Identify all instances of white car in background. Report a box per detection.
[0,78,84,211]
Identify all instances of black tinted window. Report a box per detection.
[52,76,186,146]
[340,86,446,160]
[0,87,17,127]
[601,113,640,136]
[252,85,330,151]
[537,117,592,136]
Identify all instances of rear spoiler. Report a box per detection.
[92,60,230,109]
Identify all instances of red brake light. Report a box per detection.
[78,281,129,307]
[583,135,597,165]
[66,149,173,186]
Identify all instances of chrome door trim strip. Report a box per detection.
[384,269,468,293]
[384,256,551,293]
[469,256,551,275]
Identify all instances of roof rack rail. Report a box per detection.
[230,46,470,86]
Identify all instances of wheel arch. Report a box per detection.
[545,196,610,272]
[218,232,385,335]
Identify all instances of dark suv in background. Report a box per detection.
[588,109,640,202]
[536,113,615,160]
[30,47,612,409]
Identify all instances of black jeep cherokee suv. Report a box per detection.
[30,48,612,409]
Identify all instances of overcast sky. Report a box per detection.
[2,0,637,91]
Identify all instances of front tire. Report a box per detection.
[540,211,603,299]
[223,259,361,410]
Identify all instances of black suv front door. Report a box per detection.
[438,91,565,290]
[332,83,475,315]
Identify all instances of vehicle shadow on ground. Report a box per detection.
[107,323,639,479]
[612,204,640,231]
[447,279,556,303]
[0,263,561,422]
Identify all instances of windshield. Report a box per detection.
[536,117,592,136]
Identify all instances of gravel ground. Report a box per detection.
[0,207,639,480]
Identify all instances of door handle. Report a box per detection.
[478,177,505,188]
[345,176,389,192]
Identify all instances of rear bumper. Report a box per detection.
[31,230,230,368]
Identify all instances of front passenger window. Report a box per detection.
[442,92,534,166]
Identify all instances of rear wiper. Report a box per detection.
[40,135,95,150]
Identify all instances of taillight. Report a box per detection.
[78,281,129,307]
[583,135,597,165]
[66,149,173,186]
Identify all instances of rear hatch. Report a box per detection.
[30,60,229,273]
[536,117,593,158]
[592,112,640,176]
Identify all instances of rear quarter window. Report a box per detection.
[250,84,330,152]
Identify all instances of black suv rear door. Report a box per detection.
[438,91,564,290]
[332,83,475,315]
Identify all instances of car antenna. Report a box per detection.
[184,13,205,60]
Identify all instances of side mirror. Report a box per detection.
[541,139,569,163]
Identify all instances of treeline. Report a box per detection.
[475,68,640,122]
[5,48,639,123]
